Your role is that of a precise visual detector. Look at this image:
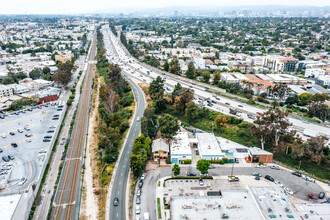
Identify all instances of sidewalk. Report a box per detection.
[156,176,171,220]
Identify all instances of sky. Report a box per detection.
[0,0,329,14]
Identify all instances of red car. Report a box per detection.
[256,112,262,115]
[308,194,317,200]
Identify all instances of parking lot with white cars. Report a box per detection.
[0,101,65,192]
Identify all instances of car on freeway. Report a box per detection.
[238,104,243,108]
[275,180,283,187]
[137,117,140,122]
[270,165,280,170]
[199,178,204,186]
[256,112,262,115]
[0,148,3,153]
[252,172,261,177]
[308,194,318,200]
[25,134,32,137]
[113,198,119,206]
[11,143,18,148]
[225,102,230,105]
[1,134,6,138]
[18,177,27,186]
[136,195,141,204]
[292,172,302,177]
[265,175,274,182]
[247,114,255,119]
[140,173,146,180]
[9,132,15,135]
[138,180,143,188]
[187,172,197,176]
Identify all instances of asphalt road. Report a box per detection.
[140,166,324,220]
[104,26,147,220]
[51,32,97,220]
[108,76,146,220]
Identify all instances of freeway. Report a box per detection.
[51,31,97,220]
[107,29,330,139]
[102,27,147,220]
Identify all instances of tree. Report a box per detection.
[185,62,196,79]
[196,159,210,175]
[130,135,151,178]
[52,61,75,87]
[2,77,14,85]
[214,115,227,134]
[202,71,211,83]
[308,101,329,122]
[169,58,180,75]
[172,164,180,176]
[43,66,51,75]
[158,114,179,139]
[29,68,42,79]
[185,101,199,122]
[298,92,312,106]
[213,71,220,85]
[253,114,271,150]
[164,60,169,72]
[304,136,326,164]
[149,76,164,99]
[171,83,182,103]
[174,88,194,113]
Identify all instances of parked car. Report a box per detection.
[319,192,325,199]
[187,172,197,176]
[195,149,199,155]
[17,129,23,133]
[0,148,3,153]
[1,134,6,138]
[284,187,293,195]
[199,178,204,186]
[292,172,302,177]
[138,180,143,188]
[137,188,141,197]
[308,194,318,200]
[113,198,119,206]
[255,176,260,180]
[270,165,280,170]
[136,205,141,214]
[209,164,215,169]
[136,195,141,204]
[257,164,265,168]
[252,172,261,177]
[235,158,239,163]
[2,156,10,162]
[275,180,283,187]
[305,176,315,183]
[228,176,239,182]
[140,173,146,180]
[265,175,274,182]
[8,155,15,160]
[25,134,32,137]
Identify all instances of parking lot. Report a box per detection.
[0,101,65,192]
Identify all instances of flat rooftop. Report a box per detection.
[196,133,224,157]
[294,203,330,220]
[170,190,262,220]
[171,132,191,156]
[250,186,300,220]
[0,193,21,220]
[249,147,273,156]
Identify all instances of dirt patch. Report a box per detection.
[80,74,100,219]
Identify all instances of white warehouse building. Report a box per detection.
[196,133,225,160]
[170,132,192,164]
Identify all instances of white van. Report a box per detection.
[144,212,149,220]
[136,205,141,214]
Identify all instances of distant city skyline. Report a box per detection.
[0,0,329,14]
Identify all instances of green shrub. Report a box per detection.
[180,159,192,164]
[67,99,73,106]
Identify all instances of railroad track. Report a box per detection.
[51,33,97,220]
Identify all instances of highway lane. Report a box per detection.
[103,26,147,220]
[51,32,97,220]
[107,29,330,139]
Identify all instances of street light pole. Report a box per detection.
[100,163,107,220]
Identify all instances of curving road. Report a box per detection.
[104,26,147,220]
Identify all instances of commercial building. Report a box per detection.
[170,132,192,163]
[305,68,326,78]
[220,72,248,83]
[266,74,308,85]
[196,133,225,160]
[152,138,169,160]
[55,54,73,63]
[249,147,273,163]
[262,55,299,72]
[0,84,13,98]
[250,186,300,219]
[6,84,30,94]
